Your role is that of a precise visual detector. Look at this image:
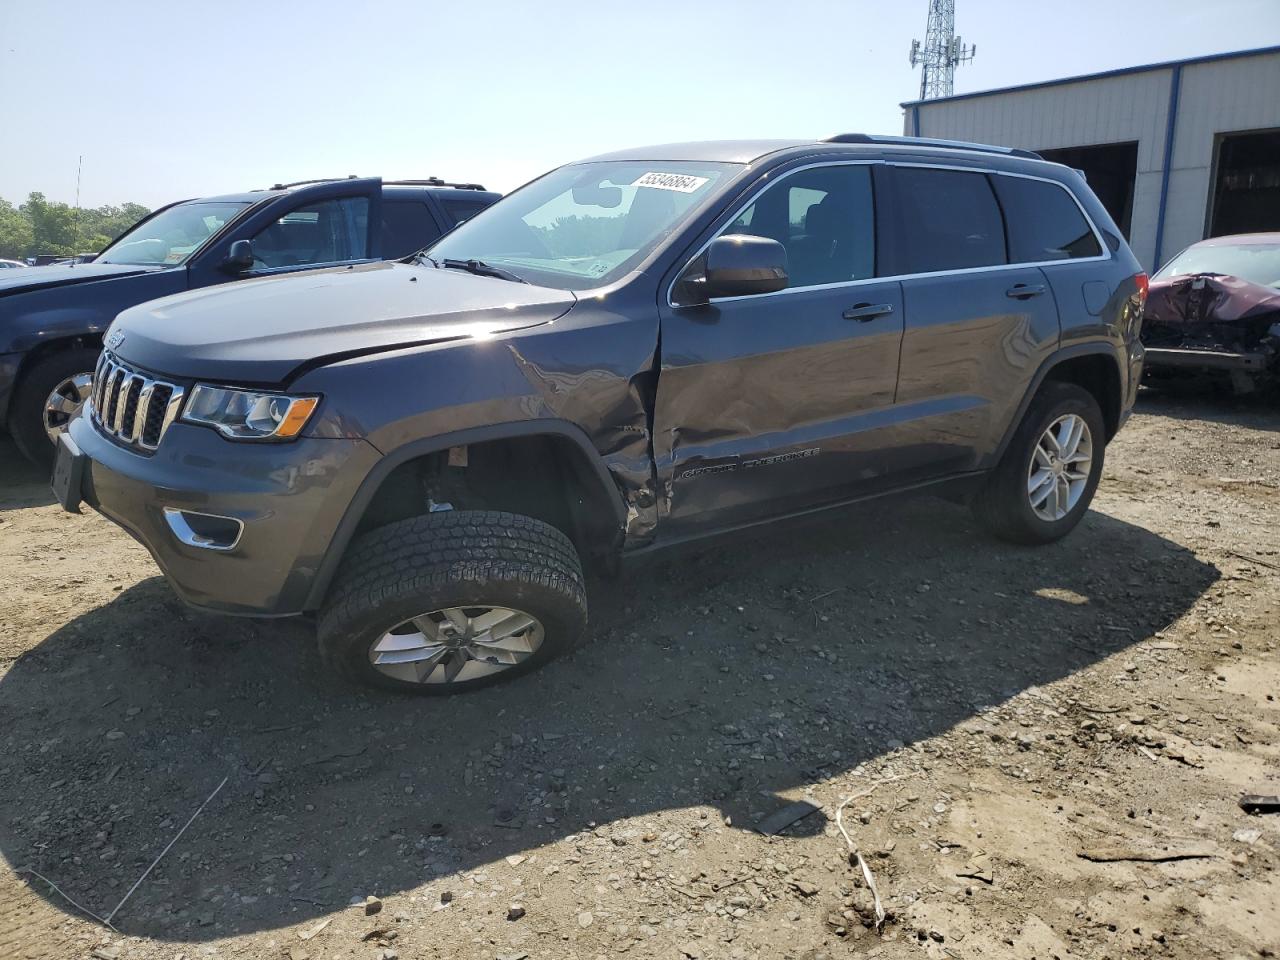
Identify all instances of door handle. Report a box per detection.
[1005,283,1047,300]
[842,302,895,322]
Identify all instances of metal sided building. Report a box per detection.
[901,45,1280,272]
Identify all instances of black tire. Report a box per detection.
[973,381,1106,545]
[317,510,588,695]
[9,347,100,467]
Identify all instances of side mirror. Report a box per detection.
[222,239,256,274]
[682,234,789,304]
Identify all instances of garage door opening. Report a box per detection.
[1038,142,1138,239]
[1208,129,1280,238]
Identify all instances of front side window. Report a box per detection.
[727,165,875,287]
[427,161,737,290]
[993,175,1101,262]
[251,196,370,269]
[892,167,1006,273]
[97,200,248,266]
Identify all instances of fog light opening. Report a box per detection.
[163,508,244,551]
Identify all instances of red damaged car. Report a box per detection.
[1141,233,1280,394]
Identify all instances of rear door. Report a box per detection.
[652,161,905,535]
[881,163,1062,478]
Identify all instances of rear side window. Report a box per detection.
[381,201,442,258]
[892,167,1006,273]
[441,198,491,226]
[993,175,1101,262]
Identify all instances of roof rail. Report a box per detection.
[385,178,488,191]
[269,175,362,190]
[823,133,1043,161]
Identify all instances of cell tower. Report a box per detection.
[909,0,976,100]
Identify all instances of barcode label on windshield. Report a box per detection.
[631,172,709,193]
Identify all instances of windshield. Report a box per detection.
[97,200,249,266]
[426,161,740,289]
[1156,241,1280,289]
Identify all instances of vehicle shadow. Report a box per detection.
[0,437,54,511]
[0,497,1217,943]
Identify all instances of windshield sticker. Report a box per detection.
[163,244,198,264]
[631,172,710,193]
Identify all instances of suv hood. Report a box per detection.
[0,261,165,297]
[109,261,577,384]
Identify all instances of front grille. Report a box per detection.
[90,352,185,451]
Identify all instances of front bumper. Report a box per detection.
[65,415,380,616]
[1142,346,1270,373]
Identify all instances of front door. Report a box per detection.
[188,178,383,287]
[652,162,905,535]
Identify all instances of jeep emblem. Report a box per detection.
[107,329,126,350]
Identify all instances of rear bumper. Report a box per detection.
[1143,346,1270,373]
[66,415,380,616]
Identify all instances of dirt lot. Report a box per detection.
[1,389,1277,960]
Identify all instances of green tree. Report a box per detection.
[24,192,80,256]
[0,199,34,260]
[0,193,151,261]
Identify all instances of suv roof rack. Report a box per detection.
[823,133,1043,161]
[385,178,488,191]
[268,175,362,190]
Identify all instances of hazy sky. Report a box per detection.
[3,0,1278,208]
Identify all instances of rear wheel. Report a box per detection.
[10,348,99,466]
[317,510,588,694]
[973,381,1105,545]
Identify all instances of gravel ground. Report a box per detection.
[1,387,1277,960]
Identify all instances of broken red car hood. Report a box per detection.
[1145,273,1280,329]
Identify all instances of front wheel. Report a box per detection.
[973,381,1106,545]
[9,348,100,466]
[317,510,588,694]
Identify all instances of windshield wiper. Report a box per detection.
[439,258,528,284]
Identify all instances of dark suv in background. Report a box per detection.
[56,135,1147,695]
[0,176,499,463]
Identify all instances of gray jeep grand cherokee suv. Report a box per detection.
[55,135,1148,695]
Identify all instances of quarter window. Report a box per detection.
[251,196,370,269]
[993,175,1101,261]
[891,167,1006,273]
[727,165,875,287]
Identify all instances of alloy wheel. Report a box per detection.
[1026,413,1093,522]
[43,372,94,444]
[368,605,545,684]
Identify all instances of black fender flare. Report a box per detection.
[303,418,627,611]
[991,340,1126,465]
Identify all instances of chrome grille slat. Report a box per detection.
[131,382,156,442]
[90,352,184,452]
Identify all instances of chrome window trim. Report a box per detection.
[666,159,1111,309]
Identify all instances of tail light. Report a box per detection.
[1125,273,1150,341]
[1134,272,1149,306]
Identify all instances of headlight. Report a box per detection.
[182,384,319,440]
